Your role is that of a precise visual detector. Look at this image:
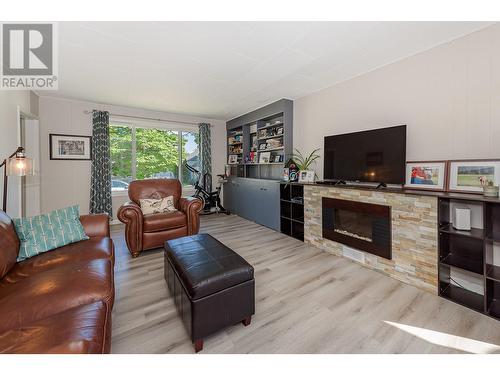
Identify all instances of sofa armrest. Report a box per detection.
[179,197,203,235]
[80,214,110,238]
[117,201,143,257]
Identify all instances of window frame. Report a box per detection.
[109,117,198,196]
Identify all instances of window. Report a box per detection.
[109,121,199,194]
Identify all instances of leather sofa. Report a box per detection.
[0,210,115,354]
[117,179,203,257]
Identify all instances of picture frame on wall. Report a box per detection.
[49,134,92,160]
[404,161,448,191]
[448,159,500,193]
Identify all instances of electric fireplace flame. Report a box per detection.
[333,228,373,242]
[322,197,392,260]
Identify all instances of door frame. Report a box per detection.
[16,106,39,217]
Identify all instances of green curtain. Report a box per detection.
[90,110,112,217]
[198,123,212,191]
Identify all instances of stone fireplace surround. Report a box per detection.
[304,185,438,294]
[322,197,392,260]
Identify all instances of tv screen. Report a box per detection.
[323,125,406,184]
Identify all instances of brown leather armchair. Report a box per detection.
[117,179,203,257]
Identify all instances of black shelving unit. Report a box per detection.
[279,183,304,241]
[438,196,500,320]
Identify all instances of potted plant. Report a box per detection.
[483,179,499,197]
[291,148,320,183]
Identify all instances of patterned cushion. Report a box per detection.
[13,206,89,262]
[139,196,177,215]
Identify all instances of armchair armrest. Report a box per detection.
[80,214,110,238]
[117,201,144,257]
[179,197,203,235]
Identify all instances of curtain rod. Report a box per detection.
[83,110,207,126]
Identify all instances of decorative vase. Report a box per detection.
[483,185,499,197]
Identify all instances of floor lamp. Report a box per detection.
[1,146,34,213]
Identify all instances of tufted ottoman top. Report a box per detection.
[164,234,254,300]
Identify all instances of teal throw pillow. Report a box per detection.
[13,205,89,262]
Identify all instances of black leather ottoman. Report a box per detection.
[164,234,255,352]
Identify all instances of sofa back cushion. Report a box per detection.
[0,210,20,278]
[13,205,89,262]
[128,179,181,207]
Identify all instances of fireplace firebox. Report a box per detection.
[322,197,392,260]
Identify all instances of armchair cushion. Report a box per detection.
[143,211,187,233]
[139,195,177,215]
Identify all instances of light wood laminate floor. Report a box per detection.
[110,214,500,354]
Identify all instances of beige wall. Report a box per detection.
[294,23,500,179]
[38,96,226,217]
[0,91,33,216]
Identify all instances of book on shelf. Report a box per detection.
[258,125,283,139]
[265,138,283,149]
[229,144,243,154]
[228,134,242,144]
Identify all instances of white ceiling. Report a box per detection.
[40,21,494,120]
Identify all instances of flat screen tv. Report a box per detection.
[323,125,406,185]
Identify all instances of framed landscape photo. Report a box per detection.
[448,159,500,193]
[49,134,92,160]
[405,161,447,191]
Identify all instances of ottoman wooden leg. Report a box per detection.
[242,317,251,326]
[194,339,203,353]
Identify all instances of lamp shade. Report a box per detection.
[6,155,34,176]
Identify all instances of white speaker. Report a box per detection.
[453,206,471,231]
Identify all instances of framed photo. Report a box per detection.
[228,154,239,164]
[49,134,92,160]
[448,159,500,193]
[298,170,315,183]
[259,152,271,164]
[405,161,447,191]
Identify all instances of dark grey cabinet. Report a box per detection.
[223,177,279,231]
